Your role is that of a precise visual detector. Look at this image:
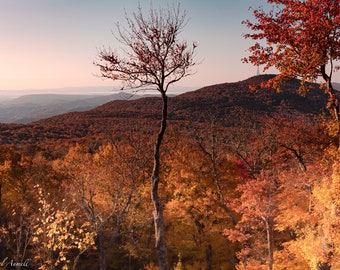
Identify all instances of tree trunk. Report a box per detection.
[321,65,340,147]
[98,230,106,270]
[0,183,2,211]
[263,217,274,270]
[206,244,213,270]
[316,217,334,270]
[325,80,340,146]
[151,92,169,270]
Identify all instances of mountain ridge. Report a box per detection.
[0,75,332,146]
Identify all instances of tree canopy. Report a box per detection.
[243,0,340,122]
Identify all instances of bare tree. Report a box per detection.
[94,4,197,269]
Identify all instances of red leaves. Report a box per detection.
[244,0,340,91]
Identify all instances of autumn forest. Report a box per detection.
[1,1,340,270]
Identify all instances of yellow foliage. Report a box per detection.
[32,184,96,269]
[323,120,339,141]
[274,248,309,270]
[277,155,340,269]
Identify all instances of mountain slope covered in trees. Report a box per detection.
[0,75,339,269]
[0,75,330,146]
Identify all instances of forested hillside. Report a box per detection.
[0,75,330,146]
[0,75,339,269]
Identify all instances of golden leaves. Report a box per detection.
[32,184,96,269]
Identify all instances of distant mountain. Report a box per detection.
[0,75,332,146]
[0,92,151,123]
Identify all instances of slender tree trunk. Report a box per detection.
[73,255,80,270]
[151,92,169,270]
[0,183,2,212]
[316,204,335,270]
[263,217,274,270]
[205,244,213,270]
[72,248,90,270]
[98,230,106,270]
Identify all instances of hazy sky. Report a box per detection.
[0,0,339,92]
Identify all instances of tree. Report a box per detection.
[275,149,340,270]
[243,0,340,143]
[165,132,239,269]
[54,142,151,270]
[224,114,324,269]
[0,150,35,266]
[31,184,95,270]
[95,4,197,269]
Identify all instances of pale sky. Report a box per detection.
[0,0,339,93]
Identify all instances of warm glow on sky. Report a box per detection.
[0,0,339,92]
